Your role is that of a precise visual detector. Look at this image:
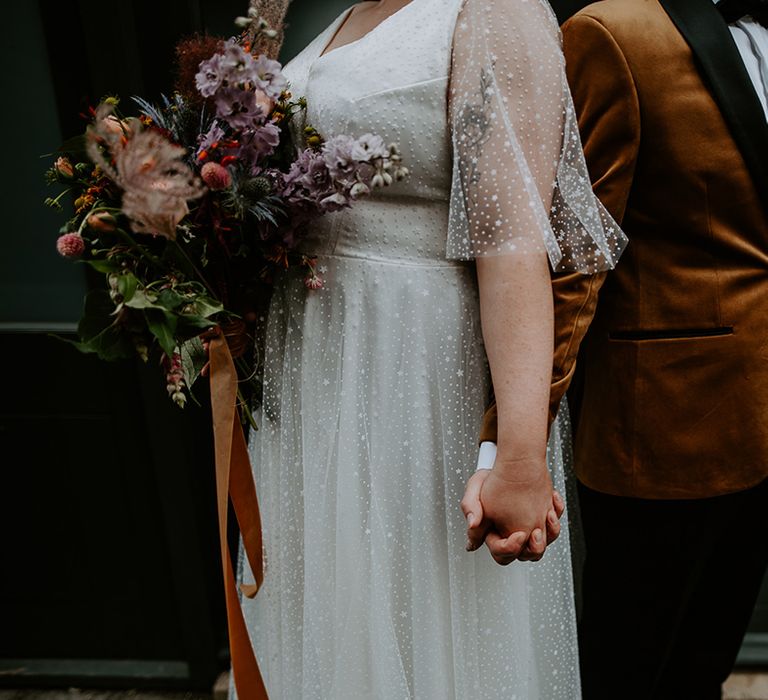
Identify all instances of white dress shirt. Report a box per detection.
[720,3,768,120]
[476,8,768,471]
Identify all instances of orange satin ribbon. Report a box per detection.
[209,331,268,700]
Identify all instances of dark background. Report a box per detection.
[0,0,351,690]
[1,0,766,693]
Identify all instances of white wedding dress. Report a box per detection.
[238,1,626,698]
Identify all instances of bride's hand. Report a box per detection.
[461,461,563,565]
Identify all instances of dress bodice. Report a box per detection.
[282,0,465,263]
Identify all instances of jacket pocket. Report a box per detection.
[609,327,734,342]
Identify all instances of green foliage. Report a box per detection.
[58,289,135,361]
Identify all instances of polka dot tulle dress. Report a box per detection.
[237,1,626,698]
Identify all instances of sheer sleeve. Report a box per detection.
[447,0,627,272]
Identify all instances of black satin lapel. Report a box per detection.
[659,0,768,217]
[548,0,592,23]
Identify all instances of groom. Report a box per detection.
[470,0,768,697]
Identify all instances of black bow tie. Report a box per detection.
[716,0,768,27]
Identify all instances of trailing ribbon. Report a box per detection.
[209,330,268,700]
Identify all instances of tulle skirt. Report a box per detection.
[238,252,581,699]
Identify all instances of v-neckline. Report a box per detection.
[316,1,415,62]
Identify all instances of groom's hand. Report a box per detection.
[517,490,565,562]
[462,466,565,565]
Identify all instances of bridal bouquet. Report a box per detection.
[45,12,408,413]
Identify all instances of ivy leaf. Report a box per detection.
[145,308,178,358]
[157,288,186,311]
[116,272,138,303]
[80,325,135,360]
[193,296,224,318]
[176,314,217,338]
[69,289,134,360]
[125,289,162,310]
[84,259,121,274]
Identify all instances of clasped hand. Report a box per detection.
[460,458,565,565]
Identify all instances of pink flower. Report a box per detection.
[55,156,73,178]
[304,275,324,290]
[56,233,85,258]
[164,351,187,408]
[200,161,232,190]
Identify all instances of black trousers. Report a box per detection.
[577,477,768,700]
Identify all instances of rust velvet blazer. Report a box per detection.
[480,0,768,498]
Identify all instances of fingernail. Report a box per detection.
[467,514,475,528]
[532,529,543,545]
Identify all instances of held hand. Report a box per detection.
[517,489,565,562]
[466,458,559,566]
[461,469,492,551]
[461,469,564,558]
[482,462,554,565]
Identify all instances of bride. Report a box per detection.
[239,0,626,698]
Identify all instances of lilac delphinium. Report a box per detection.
[281,149,333,208]
[214,87,269,130]
[279,133,409,219]
[195,53,229,97]
[195,40,286,130]
[240,121,281,168]
[251,55,287,99]
[196,123,227,160]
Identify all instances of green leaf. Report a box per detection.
[71,290,135,360]
[145,308,178,358]
[125,289,162,310]
[180,336,208,391]
[157,288,186,311]
[193,296,224,319]
[59,324,134,361]
[85,259,121,274]
[176,314,217,339]
[83,325,135,360]
[116,272,139,303]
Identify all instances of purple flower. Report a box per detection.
[195,41,288,104]
[282,149,333,202]
[240,121,281,166]
[221,41,257,81]
[250,55,288,100]
[214,87,268,129]
[196,53,229,98]
[196,122,226,159]
[321,135,358,182]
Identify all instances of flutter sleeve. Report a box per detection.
[447,0,627,272]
